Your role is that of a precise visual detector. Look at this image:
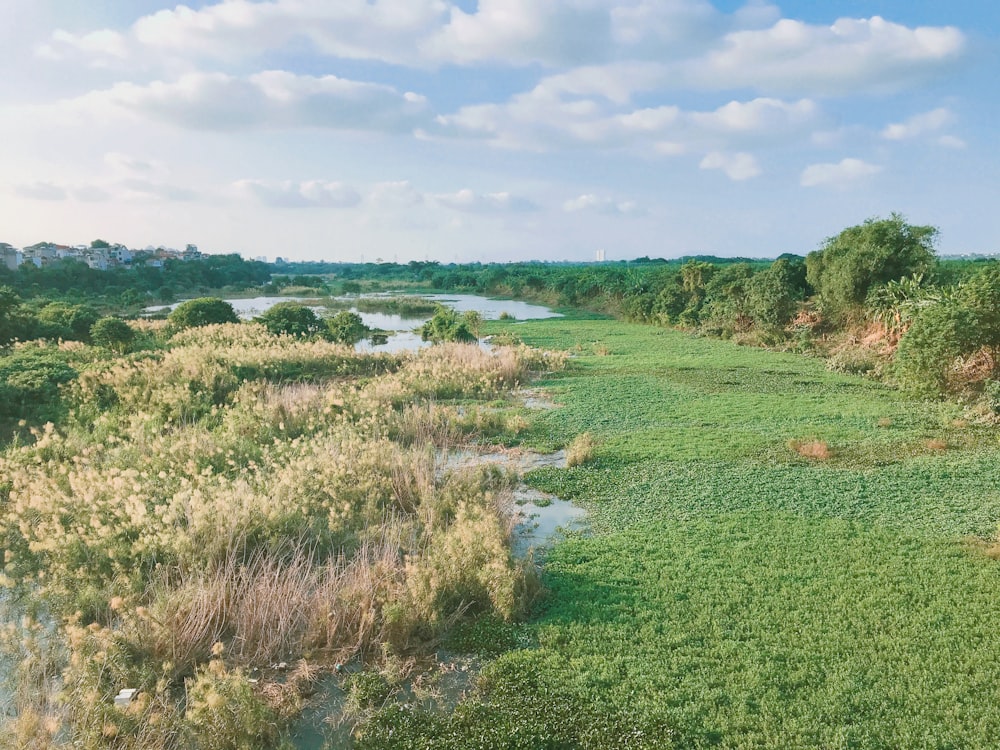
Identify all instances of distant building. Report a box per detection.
[1,243,23,270]
[595,249,606,262]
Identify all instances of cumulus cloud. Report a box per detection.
[37,1,963,91]
[800,158,881,188]
[682,16,964,95]
[938,134,966,149]
[563,194,640,215]
[234,179,361,208]
[699,152,761,181]
[71,71,432,133]
[41,0,448,67]
[881,107,954,140]
[439,91,821,154]
[434,189,537,213]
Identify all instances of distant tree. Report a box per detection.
[256,301,324,337]
[806,214,937,323]
[90,239,111,249]
[169,297,239,328]
[0,286,37,346]
[90,317,136,354]
[36,302,100,341]
[326,311,371,344]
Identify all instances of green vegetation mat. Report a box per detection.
[362,319,1000,749]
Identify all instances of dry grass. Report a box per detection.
[925,438,948,452]
[566,432,598,467]
[787,438,832,461]
[876,417,893,428]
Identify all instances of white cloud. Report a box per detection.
[37,1,963,93]
[938,134,966,149]
[440,92,821,154]
[37,28,129,63]
[434,189,537,213]
[682,16,964,95]
[563,194,640,215]
[42,0,448,67]
[69,71,432,133]
[800,158,881,188]
[234,179,361,208]
[881,107,954,140]
[699,152,761,181]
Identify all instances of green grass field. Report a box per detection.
[361,318,1000,749]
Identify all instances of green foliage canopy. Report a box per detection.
[168,297,240,329]
[255,301,324,338]
[90,317,136,354]
[806,214,937,321]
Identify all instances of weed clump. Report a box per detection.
[787,438,832,460]
[566,432,597,467]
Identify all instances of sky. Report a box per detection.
[0,1,997,263]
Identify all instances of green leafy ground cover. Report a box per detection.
[361,318,1000,749]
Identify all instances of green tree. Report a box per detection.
[0,286,38,346]
[168,297,239,329]
[36,302,101,341]
[326,311,371,344]
[806,214,937,323]
[90,317,136,354]
[747,259,803,332]
[256,301,324,337]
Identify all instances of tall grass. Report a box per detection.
[0,326,566,748]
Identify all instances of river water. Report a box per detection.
[144,293,562,354]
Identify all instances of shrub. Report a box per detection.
[420,307,477,343]
[169,298,239,329]
[326,311,371,344]
[255,301,324,338]
[894,301,981,393]
[91,317,136,354]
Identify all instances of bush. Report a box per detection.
[0,346,77,421]
[255,301,324,338]
[91,317,136,354]
[169,298,240,329]
[326,311,371,344]
[895,302,981,393]
[420,307,477,343]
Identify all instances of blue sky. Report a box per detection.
[0,1,997,262]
